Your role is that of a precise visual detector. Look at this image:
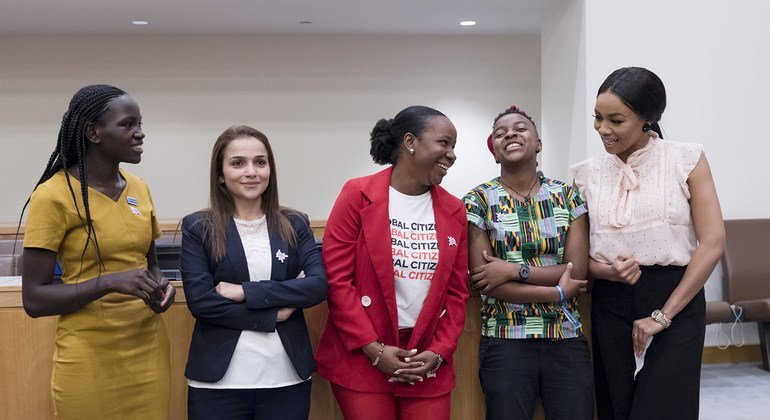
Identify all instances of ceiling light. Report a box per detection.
[459,21,476,26]
[131,20,149,26]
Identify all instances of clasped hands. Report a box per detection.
[110,268,175,313]
[363,342,441,385]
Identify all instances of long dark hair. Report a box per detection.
[19,84,128,268]
[598,67,667,138]
[204,125,298,261]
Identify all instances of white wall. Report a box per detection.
[541,0,586,181]
[542,0,770,346]
[0,34,541,225]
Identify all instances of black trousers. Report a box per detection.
[187,380,311,420]
[592,265,705,420]
[479,335,594,420]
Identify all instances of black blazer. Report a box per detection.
[180,211,328,382]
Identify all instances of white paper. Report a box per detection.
[633,336,653,380]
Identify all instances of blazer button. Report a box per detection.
[264,298,270,305]
[361,295,372,307]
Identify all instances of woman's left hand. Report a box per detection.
[215,281,245,302]
[632,317,665,356]
[390,350,440,385]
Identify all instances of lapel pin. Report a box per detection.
[275,249,288,263]
[448,236,457,247]
[126,196,138,206]
[130,206,142,216]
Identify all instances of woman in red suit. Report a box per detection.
[316,105,469,419]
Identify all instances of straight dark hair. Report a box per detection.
[598,67,667,138]
[204,125,298,261]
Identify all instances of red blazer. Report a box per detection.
[315,167,469,397]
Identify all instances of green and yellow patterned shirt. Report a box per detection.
[464,176,587,339]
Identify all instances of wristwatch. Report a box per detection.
[651,309,672,328]
[519,264,530,283]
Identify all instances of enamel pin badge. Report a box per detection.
[275,249,288,263]
[448,236,457,247]
[126,196,138,206]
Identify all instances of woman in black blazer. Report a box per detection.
[180,125,327,420]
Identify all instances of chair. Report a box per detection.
[705,301,733,324]
[722,219,770,371]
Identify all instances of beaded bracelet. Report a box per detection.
[371,342,385,366]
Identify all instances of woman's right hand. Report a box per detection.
[612,255,641,285]
[362,342,422,378]
[104,268,161,301]
[276,307,296,322]
[557,262,588,300]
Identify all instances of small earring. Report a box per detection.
[408,148,415,155]
[642,123,652,133]
[218,177,224,183]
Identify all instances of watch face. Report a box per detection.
[520,264,530,280]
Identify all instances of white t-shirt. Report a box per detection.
[389,187,439,329]
[188,216,304,389]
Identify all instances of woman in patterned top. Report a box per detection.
[571,67,724,420]
[464,105,592,420]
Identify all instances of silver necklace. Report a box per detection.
[75,167,124,201]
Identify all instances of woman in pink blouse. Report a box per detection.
[571,67,724,420]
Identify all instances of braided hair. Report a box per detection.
[487,105,538,154]
[19,84,128,267]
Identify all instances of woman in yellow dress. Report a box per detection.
[22,84,176,419]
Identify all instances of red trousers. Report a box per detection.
[332,383,450,420]
[331,328,451,420]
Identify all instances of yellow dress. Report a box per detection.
[24,169,170,419]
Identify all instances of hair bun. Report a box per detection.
[370,118,397,165]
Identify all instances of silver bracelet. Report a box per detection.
[426,352,444,378]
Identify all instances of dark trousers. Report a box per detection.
[479,335,594,420]
[187,380,311,420]
[592,265,705,420]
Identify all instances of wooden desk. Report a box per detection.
[2,279,592,419]
[0,280,194,420]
